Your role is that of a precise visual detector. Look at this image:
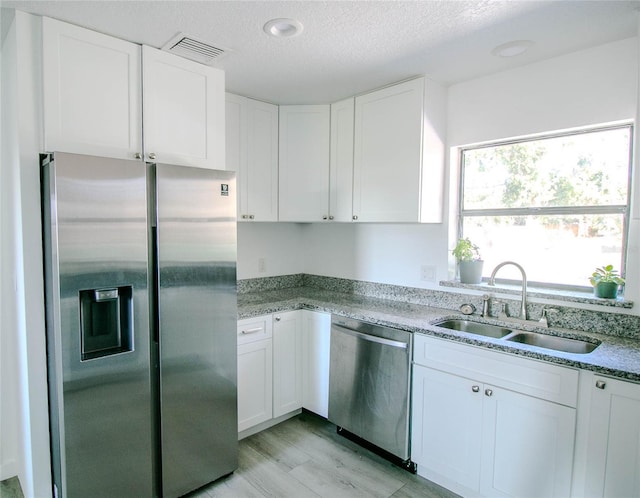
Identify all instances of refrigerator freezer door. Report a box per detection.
[155,164,238,497]
[42,152,153,497]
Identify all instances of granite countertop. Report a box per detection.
[238,286,640,383]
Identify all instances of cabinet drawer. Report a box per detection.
[414,334,578,407]
[237,316,272,345]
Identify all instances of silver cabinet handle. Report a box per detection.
[329,215,334,220]
[148,152,156,160]
[485,389,493,397]
[241,327,262,335]
[352,215,358,220]
[472,385,480,393]
[274,316,281,322]
[322,215,328,220]
[596,380,607,390]
[249,215,255,219]
[242,215,248,219]
[134,152,142,160]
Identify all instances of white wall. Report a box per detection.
[448,37,636,147]
[301,223,448,288]
[238,221,449,289]
[1,9,20,484]
[237,222,305,279]
[240,37,639,304]
[0,11,51,498]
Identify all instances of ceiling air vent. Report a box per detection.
[162,33,229,65]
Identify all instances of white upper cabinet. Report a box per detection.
[353,77,445,222]
[226,93,279,221]
[329,98,355,222]
[278,105,331,222]
[42,17,142,160]
[42,18,225,169]
[142,45,225,169]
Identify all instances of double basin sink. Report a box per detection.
[433,319,600,354]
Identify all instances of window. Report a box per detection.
[459,124,632,290]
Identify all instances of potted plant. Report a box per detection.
[453,238,484,284]
[589,264,625,299]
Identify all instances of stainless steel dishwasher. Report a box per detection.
[328,315,415,472]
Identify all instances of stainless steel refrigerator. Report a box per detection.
[41,152,238,498]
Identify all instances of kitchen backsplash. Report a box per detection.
[238,274,640,340]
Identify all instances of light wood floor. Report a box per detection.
[190,411,460,498]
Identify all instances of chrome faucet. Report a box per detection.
[488,261,528,320]
[481,294,490,318]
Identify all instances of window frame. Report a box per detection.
[457,123,634,292]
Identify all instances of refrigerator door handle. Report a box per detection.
[150,226,160,345]
[148,164,160,345]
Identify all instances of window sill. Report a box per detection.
[439,280,633,309]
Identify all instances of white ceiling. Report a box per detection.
[3,0,639,104]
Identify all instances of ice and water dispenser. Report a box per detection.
[79,286,133,361]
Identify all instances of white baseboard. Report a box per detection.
[0,459,18,483]
[238,408,302,440]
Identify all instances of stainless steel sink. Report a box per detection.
[434,319,512,339]
[432,319,600,354]
[505,332,600,354]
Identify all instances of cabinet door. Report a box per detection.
[272,311,303,417]
[225,93,245,174]
[237,339,273,432]
[481,386,576,498]
[226,94,279,222]
[279,105,330,222]
[411,366,483,491]
[329,98,355,222]
[301,310,331,417]
[42,17,142,160]
[142,45,224,169]
[246,98,279,221]
[583,376,640,498]
[353,78,424,222]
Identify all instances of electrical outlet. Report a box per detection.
[420,265,436,282]
[258,257,266,273]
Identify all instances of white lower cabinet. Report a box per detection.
[301,310,331,417]
[412,335,578,498]
[237,316,273,432]
[574,373,640,498]
[237,310,331,433]
[273,311,303,417]
[412,366,483,491]
[480,383,576,498]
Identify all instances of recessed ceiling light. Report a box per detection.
[263,18,304,38]
[491,40,534,58]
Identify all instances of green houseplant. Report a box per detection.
[453,238,484,284]
[589,264,625,299]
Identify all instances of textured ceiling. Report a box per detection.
[3,0,639,104]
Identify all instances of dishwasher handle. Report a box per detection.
[332,323,409,349]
